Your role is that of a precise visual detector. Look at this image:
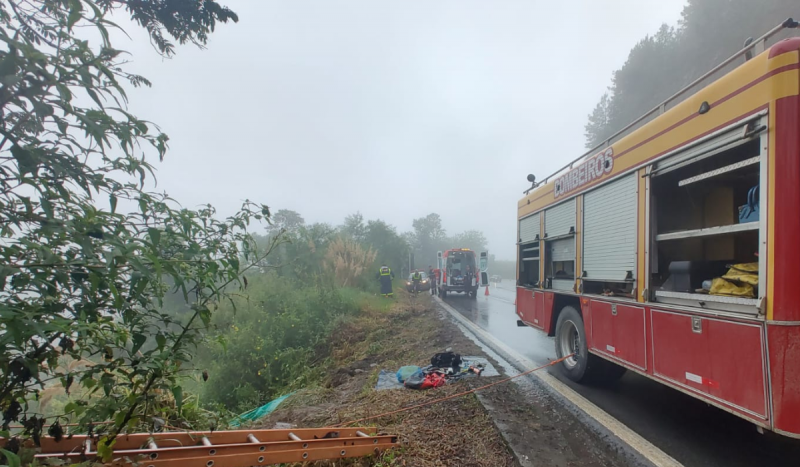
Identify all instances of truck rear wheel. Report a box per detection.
[441,289,448,299]
[554,306,609,383]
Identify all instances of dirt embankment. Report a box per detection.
[259,293,629,467]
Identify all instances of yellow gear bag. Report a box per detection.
[709,277,755,298]
[721,262,758,286]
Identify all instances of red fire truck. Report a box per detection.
[515,20,800,437]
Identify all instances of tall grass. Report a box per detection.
[325,236,377,287]
[191,273,373,412]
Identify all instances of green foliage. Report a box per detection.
[254,222,337,282]
[265,209,305,236]
[97,0,239,57]
[0,0,264,447]
[340,214,409,281]
[584,0,798,148]
[193,274,363,411]
[364,219,409,279]
[450,230,488,255]
[340,212,368,243]
[410,213,448,265]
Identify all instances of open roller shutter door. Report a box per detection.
[545,199,576,238]
[582,174,638,281]
[549,237,575,261]
[519,213,540,244]
[549,237,575,291]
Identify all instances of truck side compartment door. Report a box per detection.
[437,251,443,287]
[479,251,489,287]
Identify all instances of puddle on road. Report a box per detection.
[444,286,554,366]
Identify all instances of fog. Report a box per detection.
[118,0,686,260]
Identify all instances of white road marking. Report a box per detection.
[435,296,683,467]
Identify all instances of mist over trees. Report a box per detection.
[584,0,798,148]
[405,213,489,269]
[254,210,493,276]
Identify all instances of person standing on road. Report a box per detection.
[428,265,437,295]
[376,264,395,298]
[465,264,475,287]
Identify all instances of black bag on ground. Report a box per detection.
[404,371,426,390]
[431,351,462,370]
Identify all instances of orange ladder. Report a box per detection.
[5,428,398,467]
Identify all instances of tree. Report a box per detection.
[266,209,305,235]
[450,230,488,254]
[409,213,448,265]
[0,0,264,453]
[339,212,367,243]
[363,219,409,273]
[262,222,336,282]
[584,93,613,148]
[584,0,798,148]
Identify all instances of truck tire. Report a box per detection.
[554,306,606,383]
[441,289,448,299]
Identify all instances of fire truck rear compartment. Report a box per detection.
[650,137,762,314]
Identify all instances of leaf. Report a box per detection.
[155,333,166,350]
[10,145,37,176]
[131,333,147,355]
[108,281,123,309]
[0,448,20,467]
[67,0,84,30]
[147,228,161,247]
[97,437,116,463]
[216,335,227,353]
[196,305,211,327]
[0,54,19,78]
[40,197,54,219]
[109,194,117,213]
[64,374,74,395]
[171,385,183,415]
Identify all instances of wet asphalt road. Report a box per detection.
[444,283,800,467]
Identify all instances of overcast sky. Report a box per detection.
[119,1,687,260]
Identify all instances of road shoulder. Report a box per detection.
[258,293,646,466]
[435,295,682,467]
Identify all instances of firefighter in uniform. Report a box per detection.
[411,270,422,294]
[376,264,395,298]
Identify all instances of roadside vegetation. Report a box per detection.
[258,294,516,467]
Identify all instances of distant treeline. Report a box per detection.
[253,210,491,278]
[585,0,797,148]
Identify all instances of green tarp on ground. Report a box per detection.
[228,392,295,427]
